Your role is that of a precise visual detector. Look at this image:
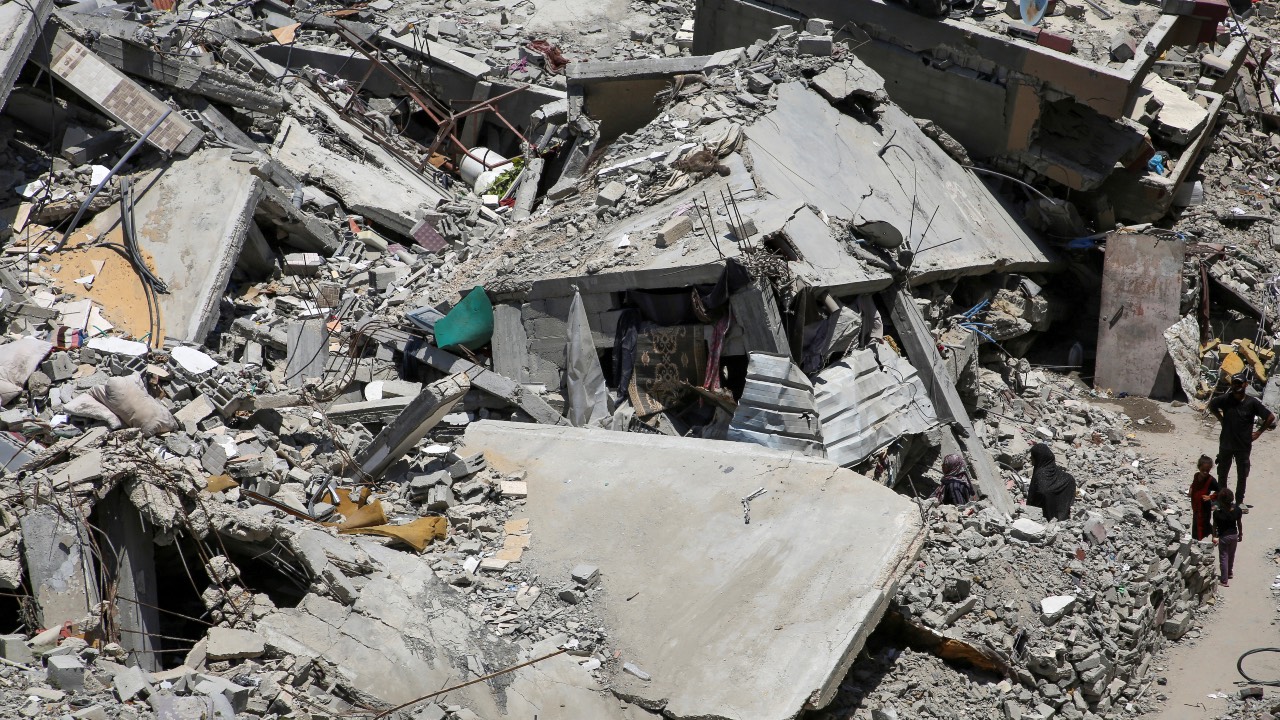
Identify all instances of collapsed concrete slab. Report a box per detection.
[459,420,926,719]
[270,94,450,235]
[257,547,624,718]
[55,149,261,343]
[0,0,53,112]
[746,83,1054,283]
[32,26,203,155]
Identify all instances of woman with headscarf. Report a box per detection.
[935,453,975,505]
[1028,443,1076,521]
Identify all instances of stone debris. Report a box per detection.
[0,0,1274,717]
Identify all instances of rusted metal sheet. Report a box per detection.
[1095,233,1186,399]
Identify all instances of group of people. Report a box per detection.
[934,375,1276,590]
[1188,376,1277,587]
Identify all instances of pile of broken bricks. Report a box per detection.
[815,377,1219,720]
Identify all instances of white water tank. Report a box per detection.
[459,147,510,193]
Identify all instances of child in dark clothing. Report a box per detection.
[1189,455,1218,541]
[1212,488,1244,586]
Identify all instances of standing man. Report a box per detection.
[1208,376,1277,508]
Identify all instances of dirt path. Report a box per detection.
[1137,403,1280,718]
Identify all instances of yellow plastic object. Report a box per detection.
[340,516,448,552]
[1236,339,1269,381]
[1220,352,1245,377]
[205,475,239,493]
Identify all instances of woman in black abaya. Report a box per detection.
[1027,443,1076,521]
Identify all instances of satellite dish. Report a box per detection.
[1020,0,1050,25]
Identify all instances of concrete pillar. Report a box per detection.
[98,487,160,671]
[20,506,100,629]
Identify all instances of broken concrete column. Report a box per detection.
[20,507,100,628]
[491,304,531,383]
[98,488,161,671]
[285,319,329,389]
[352,374,470,480]
[511,158,545,222]
[730,281,789,355]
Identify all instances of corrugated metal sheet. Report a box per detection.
[727,352,823,456]
[814,346,939,467]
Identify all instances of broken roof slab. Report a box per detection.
[72,148,261,342]
[256,539,624,718]
[274,90,453,236]
[746,82,1054,284]
[517,164,892,301]
[0,0,52,112]
[459,420,927,719]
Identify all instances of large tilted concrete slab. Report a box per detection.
[0,0,52,112]
[459,421,927,720]
[746,82,1054,284]
[256,539,623,719]
[71,148,261,342]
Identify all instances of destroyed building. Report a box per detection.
[0,0,1277,718]
[695,0,1240,224]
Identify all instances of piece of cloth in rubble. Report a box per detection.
[1028,443,1076,521]
[525,40,569,73]
[89,374,178,436]
[698,258,752,313]
[63,394,123,429]
[702,311,731,392]
[0,337,53,405]
[613,309,642,398]
[628,288,699,326]
[566,291,610,427]
[628,324,707,418]
[935,453,975,505]
[802,306,862,374]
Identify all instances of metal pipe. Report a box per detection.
[57,109,172,252]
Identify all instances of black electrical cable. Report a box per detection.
[1238,648,1280,686]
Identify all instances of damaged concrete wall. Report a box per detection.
[1094,233,1185,399]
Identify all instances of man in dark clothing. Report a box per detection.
[1208,376,1276,507]
[1027,444,1076,521]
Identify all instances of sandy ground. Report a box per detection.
[1138,403,1280,718]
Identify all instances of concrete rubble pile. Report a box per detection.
[0,0,1276,716]
[811,371,1222,720]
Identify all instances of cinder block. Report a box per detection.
[596,181,626,207]
[657,215,693,248]
[805,18,833,34]
[283,253,324,277]
[797,35,833,57]
[1110,31,1136,61]
[46,655,86,690]
[1036,30,1074,54]
[1006,22,1041,41]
